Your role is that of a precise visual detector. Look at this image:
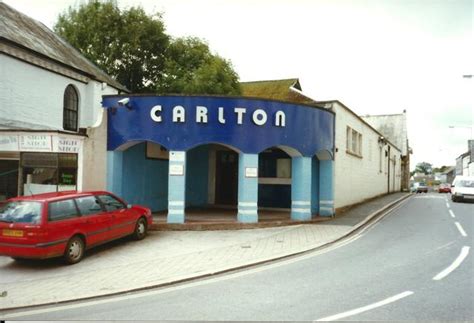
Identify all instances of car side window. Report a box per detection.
[75,196,103,216]
[48,199,79,222]
[97,195,126,212]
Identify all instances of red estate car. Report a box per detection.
[0,191,152,264]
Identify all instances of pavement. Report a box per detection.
[0,192,410,311]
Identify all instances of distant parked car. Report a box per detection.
[438,183,451,193]
[415,182,428,193]
[0,191,152,264]
[451,176,474,202]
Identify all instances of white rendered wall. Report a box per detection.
[332,102,402,209]
[1,54,119,191]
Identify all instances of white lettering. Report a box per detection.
[150,105,162,122]
[252,109,267,126]
[196,106,208,123]
[275,111,286,127]
[173,105,185,123]
[218,107,226,124]
[234,108,246,125]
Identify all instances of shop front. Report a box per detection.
[0,132,84,200]
[102,95,335,223]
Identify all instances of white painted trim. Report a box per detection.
[168,201,184,206]
[320,200,334,205]
[291,208,311,213]
[238,209,258,215]
[167,209,183,214]
[292,201,311,206]
[238,202,257,207]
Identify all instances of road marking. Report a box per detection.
[445,202,450,208]
[315,291,414,321]
[449,210,456,218]
[454,222,467,237]
[433,246,470,281]
[2,197,410,319]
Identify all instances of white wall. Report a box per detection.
[1,54,119,191]
[332,102,402,209]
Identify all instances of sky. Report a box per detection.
[4,0,473,170]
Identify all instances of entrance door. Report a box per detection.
[215,150,238,205]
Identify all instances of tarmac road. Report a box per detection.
[3,193,472,321]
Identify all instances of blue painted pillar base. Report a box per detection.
[107,151,124,197]
[237,153,259,223]
[319,159,334,217]
[291,156,312,221]
[167,151,186,223]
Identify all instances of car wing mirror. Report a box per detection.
[127,204,132,209]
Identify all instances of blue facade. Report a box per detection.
[103,95,336,223]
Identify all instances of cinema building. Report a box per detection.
[103,80,403,223]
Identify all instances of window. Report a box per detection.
[98,195,126,212]
[346,126,362,157]
[48,199,78,221]
[75,196,103,216]
[63,85,78,131]
[0,201,42,224]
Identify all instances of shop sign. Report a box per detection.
[245,167,258,178]
[19,135,52,151]
[169,164,184,176]
[56,137,81,153]
[170,151,185,162]
[0,135,18,151]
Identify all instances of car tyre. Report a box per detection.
[132,217,147,241]
[64,235,85,265]
[451,195,457,202]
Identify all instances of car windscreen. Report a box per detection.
[0,201,42,224]
[458,180,474,188]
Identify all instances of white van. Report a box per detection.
[451,176,474,202]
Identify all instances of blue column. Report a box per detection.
[311,157,320,214]
[291,156,312,221]
[167,151,186,223]
[107,151,123,197]
[238,153,258,223]
[319,159,334,216]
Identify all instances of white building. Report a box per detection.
[0,3,127,200]
[322,101,402,211]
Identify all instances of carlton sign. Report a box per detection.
[150,105,286,127]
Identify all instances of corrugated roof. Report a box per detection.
[0,2,127,92]
[240,78,321,106]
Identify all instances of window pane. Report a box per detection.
[352,129,357,153]
[98,195,125,211]
[75,196,103,216]
[63,85,78,131]
[0,201,42,224]
[49,199,78,221]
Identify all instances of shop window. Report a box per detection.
[63,85,78,132]
[21,153,78,195]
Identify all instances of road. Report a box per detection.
[2,193,472,321]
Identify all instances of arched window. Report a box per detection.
[63,85,78,131]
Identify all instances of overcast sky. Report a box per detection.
[4,0,473,170]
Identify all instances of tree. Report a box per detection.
[54,0,169,92]
[414,162,433,175]
[54,2,241,95]
[157,37,241,95]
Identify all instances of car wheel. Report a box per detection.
[451,195,457,202]
[64,235,85,265]
[132,217,147,240]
